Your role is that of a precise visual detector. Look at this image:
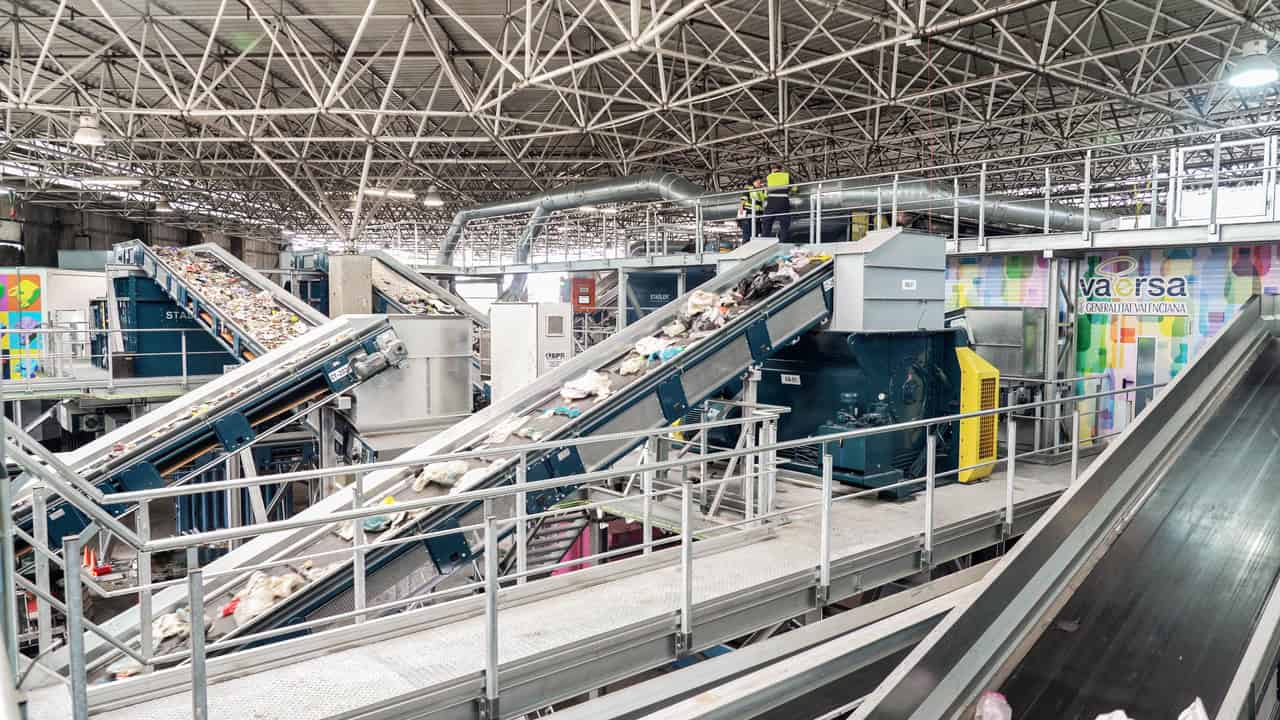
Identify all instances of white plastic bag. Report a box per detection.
[232,571,304,627]
[662,319,687,337]
[412,460,470,492]
[1094,712,1134,720]
[485,414,529,444]
[634,336,670,358]
[560,370,612,401]
[974,691,1012,720]
[152,608,191,642]
[685,289,718,315]
[619,354,648,375]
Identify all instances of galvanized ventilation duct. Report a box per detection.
[439,172,1104,297]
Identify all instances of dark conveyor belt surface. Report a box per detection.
[1001,338,1280,719]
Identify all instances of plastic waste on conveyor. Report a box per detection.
[11,243,411,559]
[364,250,490,394]
[115,240,330,361]
[152,242,838,662]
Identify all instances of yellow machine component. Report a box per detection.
[955,347,1000,483]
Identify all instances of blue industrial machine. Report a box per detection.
[757,328,994,498]
[106,275,236,377]
[289,251,330,315]
[624,267,715,324]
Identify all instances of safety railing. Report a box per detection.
[0,325,231,395]
[365,119,1280,271]
[5,376,1161,720]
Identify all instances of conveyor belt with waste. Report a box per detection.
[103,240,834,668]
[114,240,330,361]
[854,297,1279,720]
[355,250,490,395]
[12,243,410,555]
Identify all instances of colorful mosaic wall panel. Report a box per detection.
[946,254,1050,309]
[0,271,43,378]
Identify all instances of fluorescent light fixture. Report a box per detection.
[1230,39,1278,88]
[600,207,619,215]
[580,205,599,213]
[422,184,445,208]
[361,187,417,201]
[84,175,142,187]
[154,199,174,213]
[73,115,106,147]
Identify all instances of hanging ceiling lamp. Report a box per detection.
[73,115,107,146]
[1230,39,1278,88]
[422,184,445,208]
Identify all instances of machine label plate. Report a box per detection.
[780,373,801,385]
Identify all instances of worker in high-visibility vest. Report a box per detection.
[736,176,765,247]
[762,164,798,240]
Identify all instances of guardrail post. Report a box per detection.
[105,331,114,391]
[819,452,832,607]
[978,162,988,250]
[1071,409,1081,486]
[482,500,500,720]
[352,472,366,622]
[1005,414,1017,536]
[642,440,653,555]
[181,332,189,389]
[138,498,154,670]
[678,474,693,656]
[63,537,88,720]
[32,483,52,654]
[694,198,704,251]
[952,176,960,242]
[1043,166,1051,235]
[922,432,935,570]
[1209,132,1222,238]
[1082,149,1092,242]
[891,173,900,227]
[187,547,208,720]
[699,402,709,508]
[516,453,528,584]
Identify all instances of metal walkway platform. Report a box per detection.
[24,462,1069,720]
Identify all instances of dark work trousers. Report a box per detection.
[739,217,755,245]
[762,199,791,240]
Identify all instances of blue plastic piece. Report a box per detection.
[552,406,582,419]
[657,373,689,423]
[212,413,256,452]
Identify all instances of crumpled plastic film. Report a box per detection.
[371,261,458,315]
[485,415,530,444]
[662,319,687,337]
[152,607,191,642]
[635,336,671,358]
[412,460,470,492]
[685,289,718,315]
[560,370,612,401]
[231,571,305,627]
[619,354,649,375]
[154,247,312,351]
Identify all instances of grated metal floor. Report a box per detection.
[26,462,1071,720]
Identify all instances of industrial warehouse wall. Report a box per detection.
[947,246,1279,438]
[20,205,280,270]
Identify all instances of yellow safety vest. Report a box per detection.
[750,188,767,208]
[766,170,795,198]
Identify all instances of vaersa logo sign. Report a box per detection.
[1078,255,1190,316]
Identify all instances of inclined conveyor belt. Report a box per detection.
[854,296,1280,720]
[360,250,489,394]
[80,239,834,672]
[998,338,1280,717]
[11,241,409,557]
